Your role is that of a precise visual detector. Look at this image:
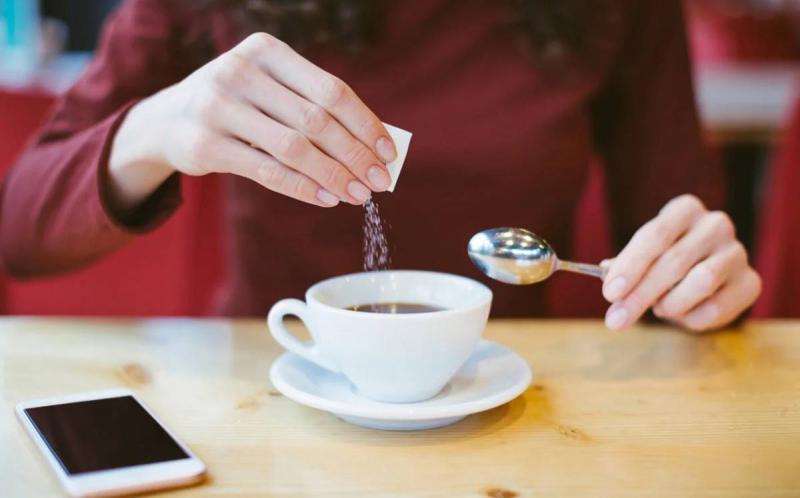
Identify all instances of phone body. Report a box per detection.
[16,388,206,497]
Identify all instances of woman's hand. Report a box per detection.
[110,33,397,211]
[602,194,762,332]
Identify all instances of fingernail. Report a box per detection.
[316,189,339,206]
[367,165,391,191]
[347,181,371,203]
[600,259,612,268]
[605,305,629,331]
[604,276,627,301]
[376,136,397,163]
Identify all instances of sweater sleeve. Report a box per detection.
[0,0,199,277]
[591,0,725,250]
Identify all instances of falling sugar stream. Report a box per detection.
[362,198,391,271]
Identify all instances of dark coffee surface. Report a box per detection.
[347,303,445,314]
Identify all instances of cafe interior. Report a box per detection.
[2,1,800,497]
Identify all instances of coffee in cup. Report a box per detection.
[346,302,445,314]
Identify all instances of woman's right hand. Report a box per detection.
[109,33,397,211]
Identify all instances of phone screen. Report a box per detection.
[24,396,189,475]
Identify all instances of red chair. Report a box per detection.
[688,1,800,64]
[0,89,225,316]
[0,89,56,314]
[753,98,800,317]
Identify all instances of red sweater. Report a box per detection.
[0,0,722,317]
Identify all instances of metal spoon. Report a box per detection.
[467,227,607,285]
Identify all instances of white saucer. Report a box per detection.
[269,340,532,431]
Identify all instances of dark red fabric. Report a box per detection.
[0,0,723,317]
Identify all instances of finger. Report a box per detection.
[233,64,391,192]
[603,194,706,303]
[203,137,339,208]
[677,268,762,332]
[606,210,733,330]
[654,240,747,318]
[233,33,397,163]
[222,101,371,205]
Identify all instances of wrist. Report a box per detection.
[111,96,173,177]
[108,96,175,213]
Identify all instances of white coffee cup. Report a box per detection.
[268,270,492,403]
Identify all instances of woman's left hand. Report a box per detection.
[602,194,762,332]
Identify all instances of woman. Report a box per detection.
[0,0,760,331]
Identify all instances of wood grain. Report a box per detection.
[2,318,799,497]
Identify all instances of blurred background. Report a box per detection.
[1,0,798,317]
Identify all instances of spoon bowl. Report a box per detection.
[467,228,607,285]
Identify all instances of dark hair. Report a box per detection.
[205,0,618,74]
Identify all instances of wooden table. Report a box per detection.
[2,318,800,497]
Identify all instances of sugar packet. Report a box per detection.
[382,123,412,192]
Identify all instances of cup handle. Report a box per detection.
[268,299,340,373]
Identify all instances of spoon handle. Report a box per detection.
[556,260,608,280]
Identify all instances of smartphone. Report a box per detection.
[16,388,206,497]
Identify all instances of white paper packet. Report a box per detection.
[383,123,412,192]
